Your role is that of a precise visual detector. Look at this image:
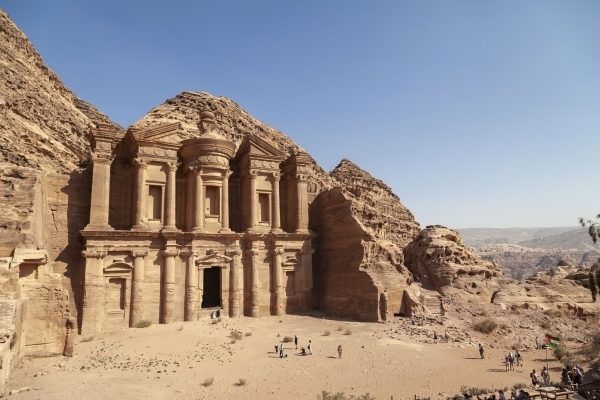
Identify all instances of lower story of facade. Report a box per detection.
[80,230,314,335]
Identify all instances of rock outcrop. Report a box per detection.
[310,160,421,321]
[403,225,502,297]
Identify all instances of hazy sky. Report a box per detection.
[2,1,599,229]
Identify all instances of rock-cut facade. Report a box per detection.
[80,111,314,335]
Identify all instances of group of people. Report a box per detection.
[274,336,343,359]
[503,351,522,371]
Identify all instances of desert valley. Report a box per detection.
[0,7,599,400]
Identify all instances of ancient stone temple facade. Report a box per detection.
[80,111,314,335]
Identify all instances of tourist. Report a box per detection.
[479,343,484,359]
[561,367,572,387]
[504,354,510,372]
[515,350,522,366]
[275,344,278,354]
[308,339,312,355]
[572,365,583,386]
[300,347,306,356]
[498,390,507,400]
[530,369,539,386]
[535,337,540,350]
[508,352,514,371]
[279,346,284,359]
[337,344,342,359]
[541,366,550,386]
[294,335,298,350]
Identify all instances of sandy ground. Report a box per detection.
[8,315,564,400]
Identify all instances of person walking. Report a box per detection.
[279,345,284,358]
[308,339,312,355]
[541,366,550,386]
[530,369,540,386]
[337,344,342,359]
[294,335,298,350]
[479,343,485,359]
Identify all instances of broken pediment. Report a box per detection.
[237,135,286,160]
[127,122,186,147]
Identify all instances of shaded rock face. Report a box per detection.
[403,225,502,296]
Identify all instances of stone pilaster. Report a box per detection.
[85,157,113,230]
[185,167,195,231]
[295,174,309,233]
[272,248,285,316]
[198,267,204,308]
[81,249,107,336]
[194,167,205,232]
[184,250,198,321]
[221,266,229,315]
[132,159,148,230]
[250,248,260,317]
[130,249,147,327]
[248,171,257,232]
[219,171,232,232]
[161,248,179,324]
[163,162,178,230]
[302,247,315,309]
[228,250,242,317]
[271,173,282,233]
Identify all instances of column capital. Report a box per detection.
[82,249,107,259]
[133,158,148,169]
[274,248,285,256]
[270,172,281,180]
[131,249,148,258]
[296,174,308,182]
[91,154,112,164]
[249,170,259,178]
[166,162,178,172]
[162,248,180,258]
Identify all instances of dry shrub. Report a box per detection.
[323,330,331,336]
[318,391,375,400]
[282,336,294,343]
[230,330,243,340]
[344,329,352,335]
[202,377,214,387]
[134,320,152,328]
[472,319,498,334]
[235,378,247,386]
[244,332,252,337]
[80,335,95,343]
[336,326,343,331]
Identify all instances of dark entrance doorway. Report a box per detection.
[202,267,221,308]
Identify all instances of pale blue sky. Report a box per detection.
[2,1,599,229]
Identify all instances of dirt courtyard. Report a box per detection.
[8,314,562,400]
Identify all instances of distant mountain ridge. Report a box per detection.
[458,226,599,279]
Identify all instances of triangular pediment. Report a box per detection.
[238,135,285,160]
[197,252,232,266]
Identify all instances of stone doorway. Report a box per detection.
[202,267,221,308]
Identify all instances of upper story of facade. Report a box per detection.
[83,111,312,236]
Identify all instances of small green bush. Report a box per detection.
[472,319,498,334]
[135,320,152,328]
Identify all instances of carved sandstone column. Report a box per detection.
[130,249,147,327]
[273,248,285,316]
[164,162,177,230]
[184,250,198,321]
[194,168,205,232]
[161,248,179,324]
[295,174,309,233]
[86,157,112,230]
[248,172,257,231]
[302,248,315,310]
[220,171,231,232]
[228,250,242,317]
[132,159,148,230]
[221,267,229,315]
[250,248,260,317]
[271,173,282,232]
[81,249,107,336]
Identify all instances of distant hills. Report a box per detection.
[458,227,599,279]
